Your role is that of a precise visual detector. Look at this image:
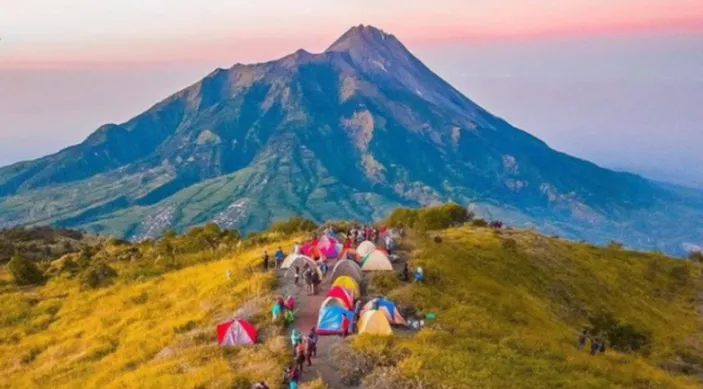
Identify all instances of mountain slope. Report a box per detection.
[1,25,702,254]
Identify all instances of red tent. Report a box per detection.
[326,286,354,309]
[217,319,257,345]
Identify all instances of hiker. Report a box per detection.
[343,236,352,249]
[284,308,295,325]
[577,329,588,350]
[318,261,328,277]
[284,365,300,389]
[304,334,314,366]
[295,339,306,372]
[263,251,270,270]
[307,327,318,357]
[590,338,600,356]
[275,247,285,268]
[303,268,314,295]
[342,317,350,338]
[414,267,424,283]
[402,263,410,282]
[385,235,393,255]
[353,300,362,326]
[293,242,300,255]
[272,299,283,322]
[599,340,606,354]
[311,269,321,295]
[253,382,270,389]
[290,328,302,346]
[294,266,300,286]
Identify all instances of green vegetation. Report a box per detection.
[270,216,318,235]
[350,225,703,388]
[7,254,45,286]
[384,203,472,230]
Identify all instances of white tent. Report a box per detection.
[360,250,393,271]
[357,240,376,256]
[283,255,323,278]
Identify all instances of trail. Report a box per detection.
[277,257,356,389]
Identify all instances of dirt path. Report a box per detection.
[277,257,355,389]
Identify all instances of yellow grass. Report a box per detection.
[0,239,296,389]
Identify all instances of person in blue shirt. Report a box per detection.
[275,247,285,268]
[414,267,424,283]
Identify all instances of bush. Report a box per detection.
[385,208,419,229]
[607,241,624,250]
[385,204,471,231]
[688,251,703,263]
[588,312,652,353]
[270,216,317,235]
[471,218,488,227]
[79,263,118,289]
[8,254,45,286]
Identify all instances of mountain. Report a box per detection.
[1,25,702,254]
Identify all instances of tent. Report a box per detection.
[317,236,339,258]
[330,259,363,283]
[360,250,393,271]
[332,275,360,298]
[217,319,257,345]
[357,241,376,256]
[357,309,392,335]
[320,296,348,310]
[362,298,406,325]
[326,286,354,309]
[317,305,354,335]
[283,255,323,279]
[281,253,306,269]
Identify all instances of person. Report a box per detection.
[253,382,270,389]
[577,329,588,350]
[353,300,362,326]
[293,242,301,255]
[294,266,301,286]
[319,261,328,277]
[275,247,285,268]
[342,317,350,338]
[414,267,424,283]
[284,308,295,325]
[295,339,306,372]
[311,270,321,295]
[385,235,393,255]
[343,236,352,249]
[262,251,270,270]
[272,300,282,322]
[303,268,313,295]
[599,340,606,354]
[307,327,318,357]
[304,334,314,366]
[290,328,302,346]
[402,263,410,282]
[284,365,300,389]
[591,338,601,355]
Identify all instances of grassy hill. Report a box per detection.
[0,225,301,389]
[1,208,702,389]
[342,225,703,388]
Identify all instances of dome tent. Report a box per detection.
[357,309,392,335]
[216,319,257,345]
[330,259,363,283]
[317,305,354,335]
[326,286,354,309]
[357,241,376,256]
[360,250,393,271]
[320,296,348,310]
[362,298,406,325]
[317,236,339,258]
[332,275,360,298]
[283,255,322,279]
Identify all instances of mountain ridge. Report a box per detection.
[1,25,702,255]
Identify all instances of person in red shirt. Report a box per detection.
[343,237,352,249]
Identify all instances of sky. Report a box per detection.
[1,0,703,186]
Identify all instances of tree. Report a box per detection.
[8,254,45,286]
[688,251,703,263]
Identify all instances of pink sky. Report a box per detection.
[1,0,703,69]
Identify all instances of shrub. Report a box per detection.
[385,208,419,229]
[688,251,703,263]
[588,312,652,353]
[416,203,471,231]
[8,254,45,286]
[607,240,624,250]
[270,216,317,235]
[79,263,118,289]
[471,218,488,227]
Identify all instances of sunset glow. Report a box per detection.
[1,0,702,68]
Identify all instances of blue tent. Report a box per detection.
[317,305,354,335]
[364,297,406,325]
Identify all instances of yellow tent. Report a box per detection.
[357,309,392,335]
[332,275,360,298]
[361,298,406,325]
[356,240,376,256]
[360,250,393,271]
